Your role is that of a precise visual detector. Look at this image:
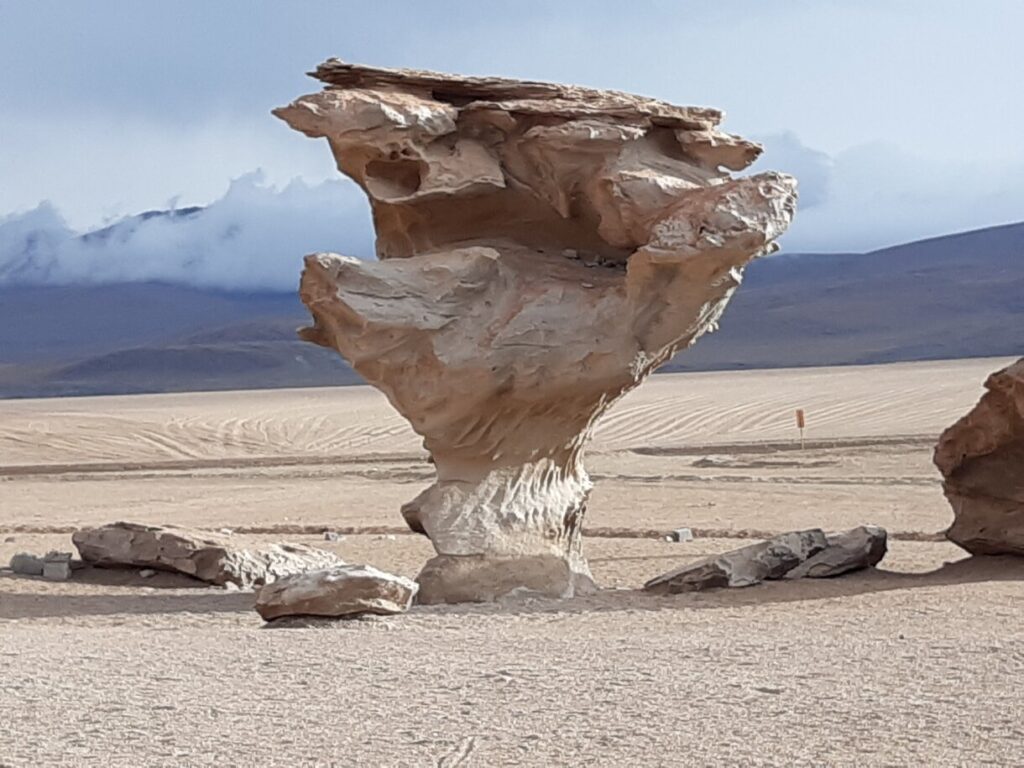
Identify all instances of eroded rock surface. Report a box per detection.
[785,526,888,579]
[934,358,1024,555]
[276,60,798,602]
[255,564,418,621]
[644,530,827,593]
[72,522,343,587]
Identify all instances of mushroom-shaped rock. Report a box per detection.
[276,60,798,603]
[934,358,1024,555]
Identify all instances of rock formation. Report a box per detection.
[255,564,418,621]
[934,358,1024,555]
[784,525,887,579]
[72,522,344,588]
[644,530,827,593]
[275,60,798,603]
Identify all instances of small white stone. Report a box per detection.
[139,568,157,578]
[670,528,694,542]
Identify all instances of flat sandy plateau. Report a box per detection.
[2,358,1023,766]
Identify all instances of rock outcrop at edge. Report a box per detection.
[934,358,1024,555]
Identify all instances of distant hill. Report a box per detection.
[666,220,1024,371]
[0,221,1020,398]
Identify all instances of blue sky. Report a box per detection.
[1,1,1022,287]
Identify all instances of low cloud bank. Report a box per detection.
[2,134,1023,291]
[751,133,1024,253]
[0,173,373,292]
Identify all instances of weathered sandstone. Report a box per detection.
[72,522,344,587]
[644,529,827,593]
[276,60,797,602]
[255,564,418,621]
[934,358,1024,555]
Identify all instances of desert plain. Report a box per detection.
[2,357,1023,766]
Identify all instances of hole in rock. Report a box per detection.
[364,158,424,200]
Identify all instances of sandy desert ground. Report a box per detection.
[2,357,1023,766]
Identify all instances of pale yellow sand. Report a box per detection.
[1,358,1022,766]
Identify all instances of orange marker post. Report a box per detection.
[795,408,806,450]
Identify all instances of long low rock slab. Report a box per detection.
[255,564,418,621]
[785,525,888,579]
[72,521,344,587]
[644,529,828,594]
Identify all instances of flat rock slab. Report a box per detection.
[255,564,418,621]
[785,526,888,579]
[644,529,828,594]
[72,521,343,588]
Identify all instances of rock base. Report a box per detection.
[415,554,597,604]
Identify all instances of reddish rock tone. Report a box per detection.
[934,358,1024,555]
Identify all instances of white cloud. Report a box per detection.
[0,173,373,291]
[2,132,1022,293]
[0,115,339,230]
[759,135,1024,253]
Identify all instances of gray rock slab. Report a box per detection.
[785,525,888,579]
[644,529,828,594]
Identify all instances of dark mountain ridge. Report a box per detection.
[0,221,1020,398]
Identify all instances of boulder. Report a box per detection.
[644,529,828,594]
[42,551,74,581]
[72,521,343,587]
[276,60,796,602]
[9,553,44,576]
[934,358,1024,555]
[255,564,418,621]
[784,526,888,579]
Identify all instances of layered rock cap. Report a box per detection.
[276,60,798,602]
